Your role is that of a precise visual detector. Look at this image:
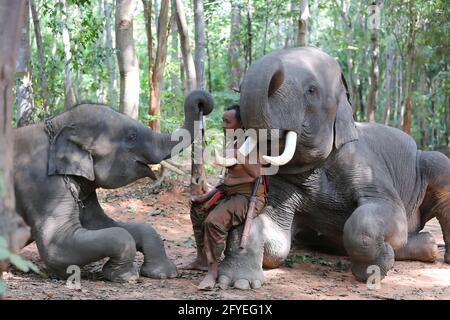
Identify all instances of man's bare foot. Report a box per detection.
[198,273,217,290]
[181,258,208,271]
[198,262,218,290]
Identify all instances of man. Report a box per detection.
[184,104,267,290]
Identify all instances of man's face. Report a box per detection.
[222,109,242,131]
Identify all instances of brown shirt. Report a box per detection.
[223,139,261,187]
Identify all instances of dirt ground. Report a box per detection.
[3,177,450,300]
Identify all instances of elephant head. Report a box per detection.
[46,90,213,188]
[236,47,358,172]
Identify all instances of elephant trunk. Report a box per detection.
[142,90,214,164]
[240,55,285,131]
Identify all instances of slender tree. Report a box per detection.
[0,0,31,279]
[30,0,49,113]
[173,0,197,92]
[116,0,140,119]
[15,0,34,127]
[104,0,116,108]
[366,3,379,123]
[61,0,76,110]
[296,0,309,46]
[402,0,416,134]
[144,0,170,132]
[192,0,208,195]
[227,0,243,89]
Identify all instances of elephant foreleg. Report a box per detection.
[419,151,450,264]
[395,232,439,262]
[80,192,177,278]
[37,196,138,282]
[218,177,297,290]
[343,200,408,282]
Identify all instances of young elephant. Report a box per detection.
[216,47,450,289]
[14,90,213,282]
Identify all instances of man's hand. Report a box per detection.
[190,194,209,204]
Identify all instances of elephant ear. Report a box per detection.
[334,73,358,149]
[48,126,95,181]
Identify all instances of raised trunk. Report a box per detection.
[143,90,213,164]
[116,0,140,120]
[30,0,49,113]
[0,0,31,279]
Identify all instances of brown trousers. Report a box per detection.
[190,182,267,265]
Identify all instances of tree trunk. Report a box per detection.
[227,0,243,90]
[173,0,197,92]
[116,0,140,119]
[296,0,309,47]
[61,0,76,110]
[244,2,252,72]
[194,0,206,90]
[417,70,426,149]
[192,0,208,195]
[15,0,34,127]
[383,37,394,125]
[170,19,180,94]
[0,0,31,279]
[30,0,49,113]
[143,0,155,129]
[402,0,415,134]
[366,12,378,123]
[104,0,116,108]
[150,0,170,132]
[334,0,357,118]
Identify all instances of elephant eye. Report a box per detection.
[128,133,137,142]
[307,85,317,95]
[125,129,137,146]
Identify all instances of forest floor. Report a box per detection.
[3,176,450,300]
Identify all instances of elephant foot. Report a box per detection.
[395,232,439,262]
[350,243,395,282]
[218,250,264,290]
[140,259,178,279]
[102,260,139,283]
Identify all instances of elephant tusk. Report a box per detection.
[262,131,297,166]
[213,149,237,167]
[237,136,257,158]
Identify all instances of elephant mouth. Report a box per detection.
[135,160,157,180]
[213,130,298,167]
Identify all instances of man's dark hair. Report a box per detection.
[226,104,241,123]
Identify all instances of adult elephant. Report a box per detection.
[14,90,213,282]
[216,47,450,289]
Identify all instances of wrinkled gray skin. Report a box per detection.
[14,90,213,282]
[217,47,450,290]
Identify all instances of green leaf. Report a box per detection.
[0,280,6,296]
[0,247,10,260]
[0,236,8,249]
[9,254,30,272]
[26,261,40,274]
[147,209,162,216]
